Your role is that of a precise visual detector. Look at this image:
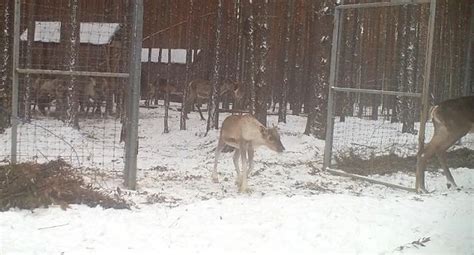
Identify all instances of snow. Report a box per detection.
[1,188,473,254]
[20,22,120,45]
[0,103,473,254]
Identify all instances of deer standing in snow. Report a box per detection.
[416,96,474,193]
[185,79,243,120]
[213,115,285,192]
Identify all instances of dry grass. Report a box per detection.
[0,160,130,211]
[335,148,474,176]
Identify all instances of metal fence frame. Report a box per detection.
[10,0,144,189]
[323,0,437,192]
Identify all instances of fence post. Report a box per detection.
[416,0,437,190]
[323,6,342,170]
[124,0,143,190]
[10,0,21,164]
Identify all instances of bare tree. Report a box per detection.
[206,0,225,132]
[304,0,333,138]
[253,0,270,126]
[65,0,80,129]
[278,0,293,123]
[181,0,194,130]
[23,0,35,121]
[0,0,12,133]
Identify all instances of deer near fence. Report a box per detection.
[416,96,474,193]
[145,78,178,107]
[33,77,112,118]
[185,79,244,120]
[213,114,285,193]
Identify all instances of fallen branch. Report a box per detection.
[316,165,417,192]
[38,223,69,230]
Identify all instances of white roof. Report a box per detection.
[141,48,200,64]
[20,21,120,45]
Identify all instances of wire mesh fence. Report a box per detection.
[0,0,137,173]
[324,1,437,177]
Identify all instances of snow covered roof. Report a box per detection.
[141,48,201,64]
[20,21,120,45]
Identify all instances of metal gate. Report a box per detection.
[323,0,437,192]
[0,0,143,188]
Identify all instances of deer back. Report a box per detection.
[221,115,285,152]
[432,96,474,133]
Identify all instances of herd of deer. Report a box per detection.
[31,77,473,193]
[32,77,115,117]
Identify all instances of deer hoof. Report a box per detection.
[239,187,252,194]
[235,175,243,186]
[238,186,249,193]
[416,187,429,194]
[446,182,458,189]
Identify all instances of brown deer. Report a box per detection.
[213,115,285,193]
[33,78,66,115]
[185,79,242,120]
[416,96,474,193]
[145,78,177,106]
[79,77,103,116]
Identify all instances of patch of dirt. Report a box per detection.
[0,160,130,211]
[335,148,474,176]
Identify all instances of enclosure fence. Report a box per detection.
[1,0,143,189]
[323,0,437,192]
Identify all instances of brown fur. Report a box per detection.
[33,78,66,115]
[416,96,474,192]
[145,78,177,106]
[213,115,285,192]
[185,79,243,120]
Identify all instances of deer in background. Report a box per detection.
[145,78,178,106]
[33,78,66,115]
[79,77,105,116]
[416,96,474,193]
[185,79,243,120]
[213,115,285,193]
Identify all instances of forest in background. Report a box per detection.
[0,0,471,137]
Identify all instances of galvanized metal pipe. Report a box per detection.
[11,0,21,164]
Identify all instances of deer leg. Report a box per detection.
[416,127,466,193]
[435,130,468,189]
[248,143,254,176]
[416,134,443,193]
[436,151,457,189]
[233,149,241,185]
[212,138,225,183]
[239,140,249,193]
[196,104,206,121]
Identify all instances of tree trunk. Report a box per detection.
[278,0,293,123]
[253,0,269,126]
[181,0,194,130]
[66,0,80,129]
[0,0,13,134]
[206,0,224,133]
[304,0,332,138]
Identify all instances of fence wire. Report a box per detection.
[0,1,133,171]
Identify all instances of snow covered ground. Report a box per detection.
[1,103,473,254]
